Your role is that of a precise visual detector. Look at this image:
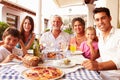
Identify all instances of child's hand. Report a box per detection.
[13,54,23,61]
[5,54,15,62]
[87,39,93,47]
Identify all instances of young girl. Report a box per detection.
[80,27,99,60]
[0,27,26,63]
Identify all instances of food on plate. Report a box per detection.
[22,66,64,80]
[47,52,64,59]
[63,59,71,65]
[22,54,40,67]
[47,52,56,59]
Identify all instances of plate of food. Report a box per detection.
[22,66,64,80]
[46,52,64,60]
[53,59,76,68]
[71,51,83,55]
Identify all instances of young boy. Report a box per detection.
[0,27,26,63]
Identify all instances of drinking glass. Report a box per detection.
[60,42,68,52]
[42,51,48,62]
[70,44,76,53]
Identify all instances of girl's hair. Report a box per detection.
[72,17,85,29]
[85,26,98,41]
[2,27,20,39]
[20,16,34,42]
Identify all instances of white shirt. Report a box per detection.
[40,31,70,51]
[0,46,23,62]
[98,27,120,80]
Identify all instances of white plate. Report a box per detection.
[71,51,83,55]
[53,60,76,68]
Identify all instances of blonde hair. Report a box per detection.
[85,26,98,41]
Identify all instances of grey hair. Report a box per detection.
[50,15,63,23]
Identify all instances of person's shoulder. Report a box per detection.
[0,46,7,52]
[32,33,35,36]
[81,41,86,45]
[113,28,120,36]
[0,46,6,49]
[93,41,98,46]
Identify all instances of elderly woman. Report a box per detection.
[70,17,86,50]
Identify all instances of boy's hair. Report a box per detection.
[2,27,21,39]
[93,7,111,17]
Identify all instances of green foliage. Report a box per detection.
[0,22,9,40]
[63,27,73,34]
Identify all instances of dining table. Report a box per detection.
[0,50,103,80]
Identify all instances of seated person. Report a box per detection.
[0,27,27,63]
[17,16,35,50]
[40,15,70,51]
[80,27,99,60]
[70,17,86,50]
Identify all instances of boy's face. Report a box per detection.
[3,35,19,49]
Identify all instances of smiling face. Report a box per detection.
[94,12,112,32]
[3,35,19,50]
[23,19,32,33]
[73,21,85,34]
[51,16,63,30]
[85,29,96,40]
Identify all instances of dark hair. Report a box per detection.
[2,27,20,39]
[72,17,85,29]
[93,7,111,17]
[20,16,34,33]
[20,16,34,42]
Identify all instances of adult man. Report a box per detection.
[40,15,70,51]
[82,7,120,80]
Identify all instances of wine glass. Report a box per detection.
[60,42,68,52]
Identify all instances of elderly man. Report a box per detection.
[40,15,70,51]
[82,7,120,80]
